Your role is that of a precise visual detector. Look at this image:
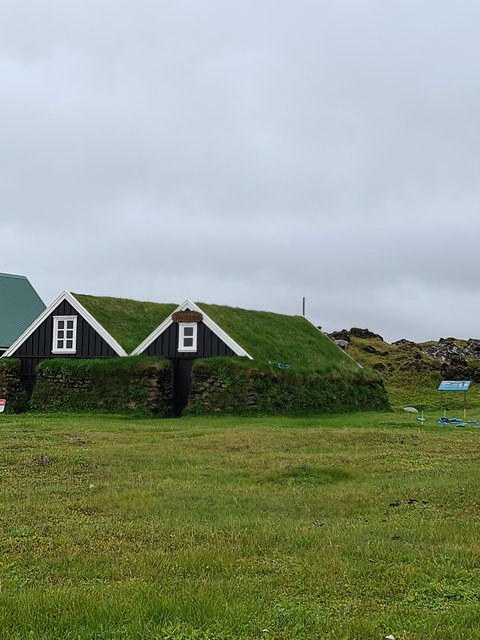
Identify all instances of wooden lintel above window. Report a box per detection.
[172,311,203,323]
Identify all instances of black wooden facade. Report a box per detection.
[9,299,118,391]
[5,295,243,414]
[140,320,236,415]
[142,321,235,359]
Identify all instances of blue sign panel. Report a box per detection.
[438,380,472,392]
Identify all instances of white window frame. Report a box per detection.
[178,322,197,352]
[52,316,78,354]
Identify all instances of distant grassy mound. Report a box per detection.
[331,329,480,413]
[346,335,440,410]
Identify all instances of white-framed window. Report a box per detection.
[178,323,197,352]
[52,316,78,354]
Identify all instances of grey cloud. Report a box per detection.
[1,0,480,342]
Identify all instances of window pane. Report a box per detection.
[66,340,73,349]
[58,330,64,339]
[57,340,63,349]
[184,338,193,347]
[58,321,64,329]
[66,330,73,339]
[184,327,194,337]
[67,321,74,329]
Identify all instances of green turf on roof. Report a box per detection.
[72,294,176,354]
[72,294,358,370]
[199,303,358,371]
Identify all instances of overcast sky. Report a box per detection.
[1,1,479,342]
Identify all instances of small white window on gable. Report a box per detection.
[178,322,197,352]
[52,316,78,354]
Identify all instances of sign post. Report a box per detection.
[438,381,471,420]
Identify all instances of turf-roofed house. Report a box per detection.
[1,292,389,415]
[1,291,170,394]
[0,273,45,356]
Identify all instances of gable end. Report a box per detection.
[132,299,253,359]
[2,291,127,360]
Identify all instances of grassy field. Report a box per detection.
[0,411,479,639]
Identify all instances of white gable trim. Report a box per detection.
[131,299,253,359]
[1,291,128,358]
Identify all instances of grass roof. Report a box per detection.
[73,294,176,354]
[72,293,358,371]
[199,303,358,371]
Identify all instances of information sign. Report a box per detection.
[438,381,471,392]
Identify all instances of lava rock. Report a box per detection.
[328,329,351,343]
[465,339,480,358]
[349,327,384,341]
[423,338,466,362]
[392,339,419,348]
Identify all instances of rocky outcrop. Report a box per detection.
[440,357,473,381]
[420,338,480,381]
[349,328,384,341]
[464,339,480,358]
[392,339,419,348]
[423,338,465,361]
[328,328,480,383]
[329,329,351,345]
[329,328,384,349]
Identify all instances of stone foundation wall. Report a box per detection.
[0,359,28,413]
[185,359,389,415]
[31,358,173,416]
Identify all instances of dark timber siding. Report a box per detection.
[9,299,118,385]
[143,321,235,359]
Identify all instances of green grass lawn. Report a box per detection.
[0,412,479,639]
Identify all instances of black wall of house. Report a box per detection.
[143,321,235,359]
[9,299,118,385]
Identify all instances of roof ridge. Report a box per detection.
[72,292,178,306]
[0,272,28,280]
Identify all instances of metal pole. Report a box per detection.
[302,297,306,316]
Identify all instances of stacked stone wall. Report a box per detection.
[0,359,28,413]
[31,358,173,416]
[185,359,389,415]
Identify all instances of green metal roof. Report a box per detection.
[0,273,45,349]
